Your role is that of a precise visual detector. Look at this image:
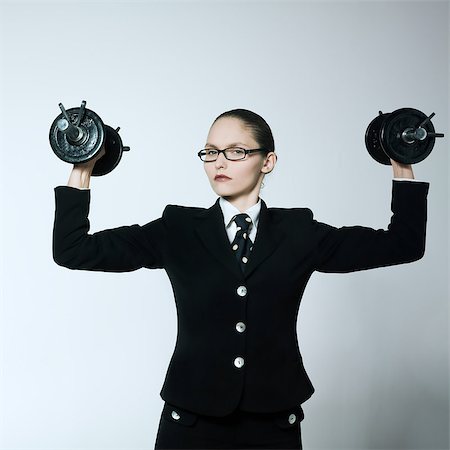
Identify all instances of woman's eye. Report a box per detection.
[206,149,217,155]
[233,148,245,155]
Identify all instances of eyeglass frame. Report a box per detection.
[197,147,268,162]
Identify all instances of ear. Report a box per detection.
[262,152,277,173]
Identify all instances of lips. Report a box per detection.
[215,175,231,180]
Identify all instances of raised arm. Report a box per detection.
[53,148,168,272]
[313,160,428,273]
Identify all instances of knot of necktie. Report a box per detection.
[233,213,252,235]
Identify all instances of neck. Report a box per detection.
[222,191,260,213]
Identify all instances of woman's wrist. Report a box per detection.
[390,159,415,179]
[67,165,94,189]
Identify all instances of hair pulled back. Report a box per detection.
[213,109,275,156]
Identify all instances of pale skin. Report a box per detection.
[67,116,415,211]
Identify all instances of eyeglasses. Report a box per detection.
[197,147,267,162]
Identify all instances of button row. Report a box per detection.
[234,286,247,369]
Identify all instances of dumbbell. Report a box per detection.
[365,107,444,165]
[49,100,130,176]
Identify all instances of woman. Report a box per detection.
[53,109,429,449]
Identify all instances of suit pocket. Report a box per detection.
[162,402,199,427]
[273,405,304,429]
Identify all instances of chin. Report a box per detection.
[211,180,229,192]
[214,187,229,196]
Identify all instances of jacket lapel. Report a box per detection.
[194,197,286,279]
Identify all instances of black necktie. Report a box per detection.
[230,213,253,272]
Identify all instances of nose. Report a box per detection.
[214,151,227,168]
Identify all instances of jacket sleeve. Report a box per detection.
[52,186,168,271]
[313,180,430,273]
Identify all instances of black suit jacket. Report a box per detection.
[53,180,429,417]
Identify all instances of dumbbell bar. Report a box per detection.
[49,100,130,176]
[365,107,444,165]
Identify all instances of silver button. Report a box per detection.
[234,357,245,368]
[236,322,246,332]
[237,286,247,297]
[288,413,296,424]
[171,410,180,420]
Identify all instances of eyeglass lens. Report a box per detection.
[201,148,246,161]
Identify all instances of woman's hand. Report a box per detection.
[390,158,415,180]
[67,143,106,189]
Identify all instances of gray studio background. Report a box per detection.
[0,1,448,449]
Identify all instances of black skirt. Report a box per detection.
[154,401,303,449]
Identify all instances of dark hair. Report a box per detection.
[212,109,275,156]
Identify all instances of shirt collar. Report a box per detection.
[218,196,261,230]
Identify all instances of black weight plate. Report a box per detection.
[380,107,435,164]
[91,125,124,176]
[365,112,391,165]
[49,107,105,164]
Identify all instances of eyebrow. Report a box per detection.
[205,142,249,148]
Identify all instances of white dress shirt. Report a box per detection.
[219,196,261,244]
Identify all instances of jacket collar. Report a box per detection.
[194,197,286,279]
